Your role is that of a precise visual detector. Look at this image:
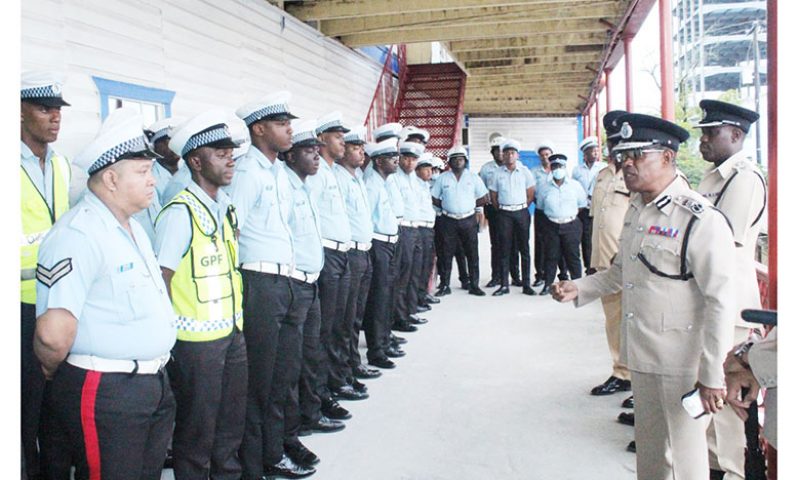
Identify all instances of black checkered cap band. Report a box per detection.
[243,103,291,126]
[21,84,62,99]
[315,119,343,136]
[182,126,231,157]
[89,135,149,174]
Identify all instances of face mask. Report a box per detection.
[552,169,566,181]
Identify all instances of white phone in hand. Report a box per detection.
[681,388,707,419]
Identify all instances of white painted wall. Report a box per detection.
[466,116,581,173]
[22,0,384,197]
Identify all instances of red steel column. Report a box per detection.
[624,36,634,111]
[659,0,675,120]
[604,69,612,113]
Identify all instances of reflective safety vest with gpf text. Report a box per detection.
[160,189,243,342]
[21,155,70,304]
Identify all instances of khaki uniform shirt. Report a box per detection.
[574,176,737,388]
[697,152,766,326]
[749,327,777,448]
[589,164,630,270]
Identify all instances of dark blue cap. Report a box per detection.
[694,99,759,134]
[614,113,690,152]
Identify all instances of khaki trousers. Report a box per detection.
[600,291,630,380]
[706,325,750,479]
[632,371,710,480]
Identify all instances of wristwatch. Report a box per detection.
[733,341,754,370]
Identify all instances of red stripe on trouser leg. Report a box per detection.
[80,371,103,480]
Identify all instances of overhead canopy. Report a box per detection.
[282,0,656,116]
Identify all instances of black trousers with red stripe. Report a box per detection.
[50,362,175,480]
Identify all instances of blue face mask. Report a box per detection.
[552,168,566,180]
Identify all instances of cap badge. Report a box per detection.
[620,122,633,139]
[51,83,62,94]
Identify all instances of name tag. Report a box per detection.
[118,262,134,273]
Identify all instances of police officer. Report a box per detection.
[392,140,429,332]
[146,116,186,203]
[588,111,633,397]
[20,71,72,479]
[553,113,737,480]
[153,110,246,479]
[413,153,439,310]
[573,136,607,274]
[308,112,364,405]
[34,108,176,479]
[229,92,315,479]
[479,137,504,288]
[489,139,536,296]
[431,146,489,296]
[333,126,383,382]
[362,138,401,370]
[694,99,765,480]
[282,121,343,469]
[537,154,587,295]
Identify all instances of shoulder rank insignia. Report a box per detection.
[674,195,705,216]
[648,225,679,238]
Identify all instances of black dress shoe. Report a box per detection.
[710,469,726,480]
[354,364,382,379]
[424,293,441,304]
[416,304,431,313]
[586,268,598,276]
[485,279,499,288]
[522,287,536,296]
[435,285,451,297]
[538,285,551,295]
[385,346,406,358]
[298,414,345,436]
[409,315,428,325]
[390,334,407,345]
[511,279,523,287]
[590,376,632,396]
[320,398,351,420]
[392,321,418,332]
[284,441,320,468]
[626,441,636,453]
[368,357,396,369]
[532,279,545,287]
[468,286,486,296]
[163,448,174,469]
[617,412,635,426]
[460,280,470,290]
[263,454,316,479]
[622,395,634,409]
[332,384,369,401]
[352,379,368,393]
[492,286,510,296]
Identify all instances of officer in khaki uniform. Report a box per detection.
[587,111,633,397]
[694,100,766,480]
[154,111,246,479]
[553,113,737,480]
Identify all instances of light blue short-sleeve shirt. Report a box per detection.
[572,161,607,200]
[306,159,351,243]
[385,173,405,219]
[416,176,436,223]
[333,163,373,244]
[36,191,177,360]
[363,167,399,236]
[489,166,536,206]
[161,162,192,204]
[285,168,324,274]
[531,167,551,207]
[393,169,423,222]
[478,161,501,193]
[152,160,184,204]
[538,177,587,220]
[226,146,294,265]
[131,193,162,245]
[431,170,488,215]
[154,181,232,271]
[21,141,71,211]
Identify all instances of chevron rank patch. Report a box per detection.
[648,225,679,238]
[36,258,73,287]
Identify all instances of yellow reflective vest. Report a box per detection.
[21,154,70,304]
[160,189,243,342]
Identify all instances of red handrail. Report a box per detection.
[364,45,406,138]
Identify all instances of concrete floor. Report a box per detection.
[163,229,639,480]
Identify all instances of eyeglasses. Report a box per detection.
[617,148,665,162]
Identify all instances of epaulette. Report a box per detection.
[673,195,707,217]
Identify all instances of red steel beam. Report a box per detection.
[624,35,634,111]
[658,0,675,120]
[604,69,612,114]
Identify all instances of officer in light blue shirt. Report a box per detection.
[537,153,587,293]
[572,136,607,275]
[488,139,536,295]
[531,142,556,287]
[361,138,401,370]
[34,108,176,479]
[333,126,382,383]
[414,153,441,309]
[146,116,186,203]
[229,93,317,478]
